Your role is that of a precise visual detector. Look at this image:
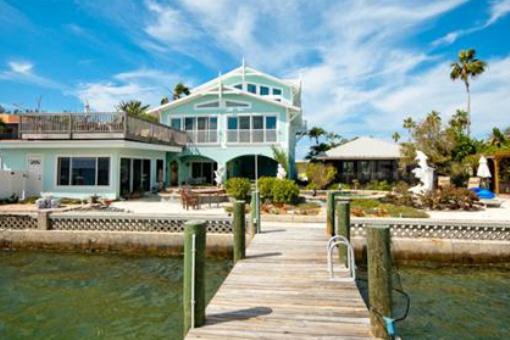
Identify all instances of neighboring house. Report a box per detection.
[0,114,19,140]
[316,137,402,184]
[0,112,186,199]
[149,64,304,185]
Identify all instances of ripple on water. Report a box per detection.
[0,251,231,340]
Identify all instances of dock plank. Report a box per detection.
[186,224,372,339]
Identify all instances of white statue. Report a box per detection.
[409,151,434,194]
[276,164,287,179]
[214,165,225,187]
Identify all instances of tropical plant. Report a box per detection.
[173,82,190,100]
[272,179,300,204]
[258,177,278,200]
[450,49,487,135]
[403,116,416,141]
[308,126,326,144]
[160,96,170,105]
[449,110,469,135]
[271,145,289,175]
[305,162,337,189]
[225,177,251,200]
[392,132,401,143]
[488,127,507,147]
[117,100,157,123]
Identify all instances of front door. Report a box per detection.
[26,155,43,197]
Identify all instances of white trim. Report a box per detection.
[54,154,114,189]
[0,140,182,152]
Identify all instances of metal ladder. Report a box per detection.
[326,235,356,282]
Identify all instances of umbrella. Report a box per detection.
[477,155,491,178]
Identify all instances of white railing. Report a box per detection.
[327,235,356,282]
[186,129,219,144]
[226,129,277,144]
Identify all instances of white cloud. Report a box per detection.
[8,61,33,75]
[74,68,192,111]
[432,0,510,47]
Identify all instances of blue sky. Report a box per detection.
[1,0,509,158]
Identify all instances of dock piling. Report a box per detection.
[336,201,350,266]
[367,224,393,339]
[183,220,206,336]
[250,191,260,235]
[233,200,246,262]
[326,191,336,236]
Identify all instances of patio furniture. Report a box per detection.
[181,187,200,210]
[467,177,481,189]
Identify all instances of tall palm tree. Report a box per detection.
[392,132,401,143]
[450,49,487,135]
[117,100,150,116]
[172,83,190,100]
[426,111,442,130]
[403,116,416,140]
[308,127,326,144]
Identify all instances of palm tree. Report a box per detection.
[450,49,487,135]
[160,96,170,105]
[402,116,416,140]
[392,132,401,143]
[173,83,190,100]
[488,127,507,147]
[308,127,326,144]
[449,109,469,134]
[117,100,150,116]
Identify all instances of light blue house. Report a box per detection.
[149,64,304,186]
[0,64,304,199]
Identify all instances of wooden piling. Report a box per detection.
[367,225,392,339]
[326,191,335,236]
[233,200,246,262]
[250,191,260,235]
[336,201,350,266]
[183,220,207,336]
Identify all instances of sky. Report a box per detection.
[0,0,509,159]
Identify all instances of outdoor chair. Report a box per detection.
[181,186,200,210]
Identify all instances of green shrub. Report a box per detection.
[364,180,392,191]
[225,177,251,200]
[272,179,300,204]
[305,163,337,190]
[258,177,278,199]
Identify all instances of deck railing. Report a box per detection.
[226,129,277,144]
[17,112,187,147]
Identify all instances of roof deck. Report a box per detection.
[4,112,187,147]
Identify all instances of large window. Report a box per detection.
[173,116,218,143]
[227,115,277,143]
[57,156,110,186]
[170,118,181,130]
[120,158,152,194]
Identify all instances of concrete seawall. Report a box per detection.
[0,229,233,258]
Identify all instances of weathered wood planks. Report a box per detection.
[186,223,372,339]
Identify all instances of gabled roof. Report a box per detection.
[317,137,402,160]
[192,65,301,94]
[148,82,301,115]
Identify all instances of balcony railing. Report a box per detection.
[227,129,277,144]
[185,129,219,144]
[16,112,187,147]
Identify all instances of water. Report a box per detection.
[397,265,510,339]
[0,251,231,340]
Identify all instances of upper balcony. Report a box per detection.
[6,112,187,147]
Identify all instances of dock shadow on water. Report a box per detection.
[356,263,510,339]
[0,251,232,340]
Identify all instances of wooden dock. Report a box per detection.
[186,223,372,339]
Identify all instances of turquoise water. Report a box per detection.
[0,251,231,339]
[397,265,510,339]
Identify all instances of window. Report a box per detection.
[57,156,110,186]
[185,117,194,131]
[252,116,264,130]
[170,118,181,130]
[196,101,219,109]
[156,159,164,183]
[272,88,282,96]
[247,83,257,94]
[228,117,238,130]
[233,84,243,90]
[265,116,277,129]
[260,86,270,95]
[239,116,250,130]
[225,100,250,108]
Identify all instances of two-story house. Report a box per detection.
[0,64,303,199]
[149,64,303,186]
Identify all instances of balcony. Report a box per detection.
[186,129,219,144]
[227,129,277,144]
[13,112,187,147]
